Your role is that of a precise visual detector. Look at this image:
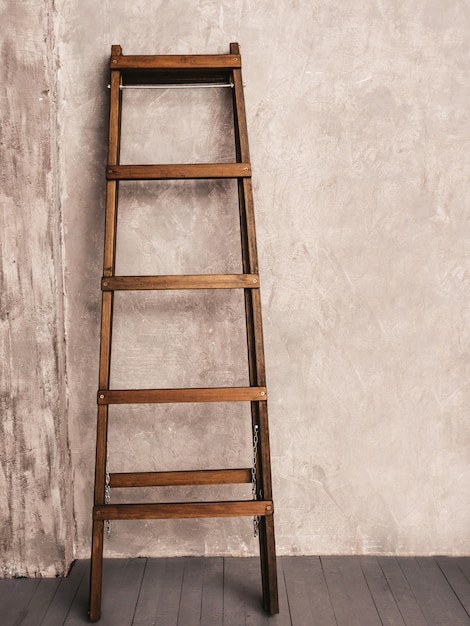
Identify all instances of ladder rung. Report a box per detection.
[94,500,273,521]
[98,387,267,404]
[102,274,260,291]
[110,53,241,70]
[110,469,252,488]
[106,163,251,180]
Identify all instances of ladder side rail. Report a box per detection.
[230,43,274,504]
[90,44,123,623]
[230,42,279,615]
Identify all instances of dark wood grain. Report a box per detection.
[110,468,252,488]
[89,43,123,623]
[97,386,267,404]
[110,52,241,70]
[93,500,274,521]
[230,41,278,615]
[101,274,260,290]
[106,163,251,180]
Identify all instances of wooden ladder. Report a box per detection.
[89,42,279,622]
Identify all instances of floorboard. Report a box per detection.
[399,556,470,626]
[153,557,185,626]
[378,556,428,626]
[283,555,335,626]
[321,555,382,626]
[223,557,268,625]
[177,557,204,626]
[131,558,168,626]
[359,556,406,626]
[46,561,87,621]
[1,578,40,626]
[199,557,224,626]
[1,556,469,625]
[436,556,470,617]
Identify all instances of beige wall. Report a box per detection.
[2,0,470,576]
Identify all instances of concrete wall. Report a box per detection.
[0,0,72,576]
[2,0,470,575]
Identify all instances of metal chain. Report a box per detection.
[251,425,260,537]
[105,459,111,538]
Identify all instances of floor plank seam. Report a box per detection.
[318,556,339,626]
[39,580,61,626]
[2,557,470,625]
[279,559,293,626]
[434,557,470,619]
[357,558,385,626]
[396,557,432,625]
[376,557,408,626]
[131,557,148,625]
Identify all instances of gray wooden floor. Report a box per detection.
[1,556,469,625]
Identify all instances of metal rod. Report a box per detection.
[116,82,234,90]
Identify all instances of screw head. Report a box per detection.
[99,394,105,399]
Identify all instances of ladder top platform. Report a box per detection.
[110,46,241,70]
[110,44,242,86]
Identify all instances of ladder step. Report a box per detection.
[98,387,267,405]
[106,163,251,180]
[110,469,252,488]
[110,53,241,70]
[102,274,260,291]
[94,500,273,521]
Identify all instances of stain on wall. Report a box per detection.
[0,1,72,576]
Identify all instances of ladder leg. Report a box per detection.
[89,404,110,621]
[258,515,279,614]
[89,519,104,621]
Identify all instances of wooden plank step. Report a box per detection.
[106,163,251,180]
[110,469,252,488]
[101,274,260,291]
[110,52,241,70]
[97,387,267,405]
[93,500,273,521]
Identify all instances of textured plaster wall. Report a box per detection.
[57,0,470,560]
[2,0,470,575]
[0,0,72,576]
